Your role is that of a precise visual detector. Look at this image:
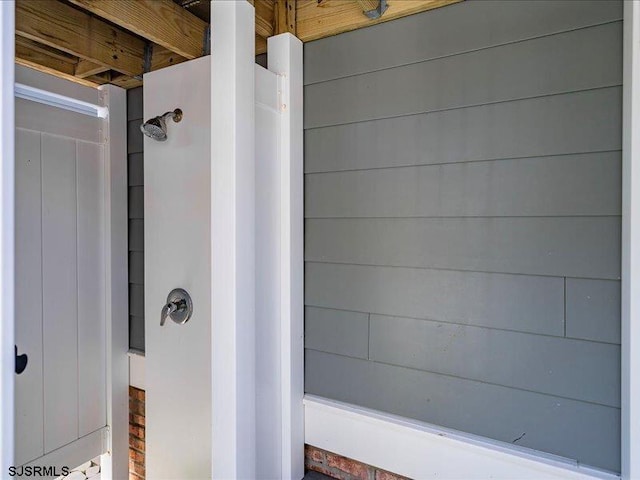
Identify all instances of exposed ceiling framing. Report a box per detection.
[14,0,460,89]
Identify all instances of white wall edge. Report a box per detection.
[128,352,145,391]
[98,84,129,480]
[0,1,15,475]
[268,32,305,480]
[211,1,256,478]
[304,395,620,480]
[622,2,640,479]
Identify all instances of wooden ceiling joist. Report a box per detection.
[14,0,460,89]
[295,0,460,42]
[276,0,297,35]
[67,0,208,60]
[255,0,275,38]
[74,59,110,79]
[15,37,100,89]
[16,0,146,77]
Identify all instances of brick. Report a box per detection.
[130,436,145,453]
[375,469,410,480]
[305,445,326,464]
[130,413,145,427]
[129,424,145,439]
[327,452,373,480]
[131,461,145,477]
[130,399,145,416]
[129,473,143,480]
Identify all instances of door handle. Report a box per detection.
[160,288,193,326]
[15,345,27,375]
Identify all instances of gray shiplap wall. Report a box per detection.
[303,0,622,472]
[128,87,145,353]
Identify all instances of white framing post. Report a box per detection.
[99,85,129,480]
[211,1,256,478]
[622,2,640,479]
[0,1,14,475]
[268,33,305,480]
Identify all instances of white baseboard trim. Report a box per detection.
[304,395,619,480]
[128,351,145,390]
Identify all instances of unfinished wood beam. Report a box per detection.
[255,0,275,38]
[67,0,207,59]
[15,40,100,89]
[16,0,146,77]
[256,34,267,55]
[75,59,109,79]
[296,0,461,42]
[276,0,297,35]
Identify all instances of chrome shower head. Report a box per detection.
[140,109,183,141]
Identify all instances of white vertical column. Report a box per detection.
[211,1,256,478]
[99,84,128,480]
[623,1,640,479]
[0,1,14,474]
[268,33,305,480]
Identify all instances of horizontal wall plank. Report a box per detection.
[369,314,620,407]
[127,87,143,120]
[304,22,622,128]
[129,251,144,285]
[305,263,564,336]
[305,350,620,472]
[127,119,143,154]
[304,1,622,84]
[129,219,144,252]
[129,283,145,317]
[304,87,621,173]
[305,217,621,279]
[305,306,369,359]
[129,315,145,353]
[566,279,621,344]
[306,152,621,218]
[128,186,144,219]
[128,153,144,186]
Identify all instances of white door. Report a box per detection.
[13,67,109,471]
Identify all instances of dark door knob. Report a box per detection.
[15,345,27,375]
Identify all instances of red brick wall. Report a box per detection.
[305,445,410,480]
[129,387,146,480]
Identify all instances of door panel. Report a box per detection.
[14,128,43,466]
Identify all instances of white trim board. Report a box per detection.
[0,1,15,475]
[622,1,640,478]
[304,395,619,480]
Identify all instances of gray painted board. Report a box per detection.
[129,219,144,252]
[129,186,144,219]
[305,306,369,359]
[129,283,145,317]
[41,134,79,453]
[304,1,622,84]
[305,263,564,336]
[15,129,44,465]
[305,350,620,472]
[127,119,143,154]
[305,152,621,218]
[304,22,622,128]
[566,278,621,344]
[305,217,621,279]
[129,315,145,353]
[369,314,620,407]
[304,87,621,173]
[129,251,145,285]
[127,87,143,120]
[128,152,144,186]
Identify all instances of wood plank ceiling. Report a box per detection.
[14,0,460,89]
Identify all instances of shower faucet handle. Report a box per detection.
[160,288,193,327]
